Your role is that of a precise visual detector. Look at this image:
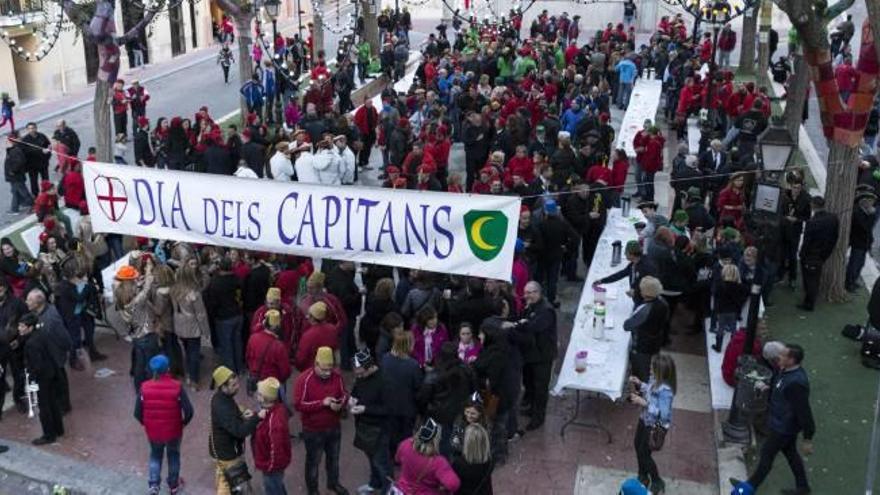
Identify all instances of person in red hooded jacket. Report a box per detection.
[246,309,292,393]
[250,287,304,355]
[503,145,535,188]
[135,354,194,495]
[252,377,291,495]
[60,160,85,210]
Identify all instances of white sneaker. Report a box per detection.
[357,484,374,495]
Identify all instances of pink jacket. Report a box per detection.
[394,438,461,495]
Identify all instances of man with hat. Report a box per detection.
[135,354,194,495]
[246,309,291,401]
[251,377,291,495]
[127,79,150,132]
[250,287,299,353]
[209,365,261,494]
[134,116,154,167]
[19,312,65,444]
[298,271,348,334]
[350,348,391,494]
[294,346,350,495]
[295,302,344,371]
[846,189,877,292]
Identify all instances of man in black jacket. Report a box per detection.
[133,116,154,167]
[505,281,557,431]
[202,136,233,175]
[350,348,390,494]
[780,177,812,288]
[209,366,260,493]
[239,130,266,178]
[27,289,72,413]
[205,259,244,373]
[846,190,876,292]
[537,199,579,306]
[326,261,361,370]
[798,196,840,311]
[4,131,33,214]
[20,122,51,197]
[623,276,669,381]
[0,278,27,415]
[53,120,80,157]
[19,312,65,444]
[462,112,490,190]
[595,240,658,305]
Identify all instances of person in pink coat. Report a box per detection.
[455,323,482,364]
[394,418,461,495]
[410,306,449,368]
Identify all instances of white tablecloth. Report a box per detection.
[553,207,645,401]
[615,79,663,157]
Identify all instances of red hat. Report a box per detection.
[40,180,53,193]
[137,116,149,127]
[42,218,56,231]
[78,200,89,214]
[386,165,401,175]
[38,232,49,244]
[479,166,496,177]
[599,112,610,123]
[241,128,252,139]
[520,204,530,214]
[246,112,258,124]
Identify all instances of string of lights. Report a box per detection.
[308,0,355,35]
[0,5,64,62]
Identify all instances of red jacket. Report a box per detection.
[293,367,347,432]
[140,374,185,443]
[699,38,714,63]
[585,164,613,184]
[251,402,291,473]
[716,186,745,223]
[610,158,629,192]
[246,330,292,382]
[640,134,665,173]
[111,89,128,115]
[61,171,85,208]
[503,156,535,187]
[250,302,303,352]
[353,105,379,137]
[295,322,342,371]
[718,30,737,51]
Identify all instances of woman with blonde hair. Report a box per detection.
[149,263,184,376]
[628,354,676,494]
[171,263,210,390]
[453,423,494,494]
[394,418,461,494]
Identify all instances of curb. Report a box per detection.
[30,51,219,127]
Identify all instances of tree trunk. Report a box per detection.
[235,16,255,118]
[782,54,809,140]
[94,81,112,162]
[739,6,759,74]
[361,0,379,56]
[757,0,773,76]
[820,141,860,302]
[312,13,325,62]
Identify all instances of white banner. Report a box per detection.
[83,162,521,281]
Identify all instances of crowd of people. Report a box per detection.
[2,2,868,495]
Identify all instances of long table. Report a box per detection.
[552,207,645,440]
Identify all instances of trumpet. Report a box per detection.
[24,369,39,419]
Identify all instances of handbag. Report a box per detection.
[647,422,667,451]
[246,341,274,396]
[221,461,252,489]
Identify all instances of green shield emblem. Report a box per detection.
[463,210,508,261]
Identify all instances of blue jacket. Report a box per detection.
[262,69,276,98]
[640,380,673,427]
[768,366,815,438]
[561,108,585,134]
[616,59,638,84]
[240,81,265,107]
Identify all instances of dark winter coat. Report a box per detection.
[209,391,259,460]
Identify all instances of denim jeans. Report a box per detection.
[262,470,287,495]
[302,428,341,492]
[618,81,634,108]
[181,337,201,384]
[364,429,391,492]
[847,247,868,289]
[9,180,33,212]
[215,315,243,374]
[148,438,181,489]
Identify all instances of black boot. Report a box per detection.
[711,332,723,353]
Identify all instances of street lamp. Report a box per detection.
[757,116,796,173]
[263,0,280,40]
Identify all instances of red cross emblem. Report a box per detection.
[93,175,128,222]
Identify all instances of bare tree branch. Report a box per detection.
[825,0,856,19]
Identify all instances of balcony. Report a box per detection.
[0,0,47,28]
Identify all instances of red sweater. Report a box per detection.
[295,322,342,371]
[503,156,535,188]
[293,368,347,432]
[251,402,291,473]
[246,331,292,382]
[61,171,85,209]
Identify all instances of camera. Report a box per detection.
[841,324,880,369]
